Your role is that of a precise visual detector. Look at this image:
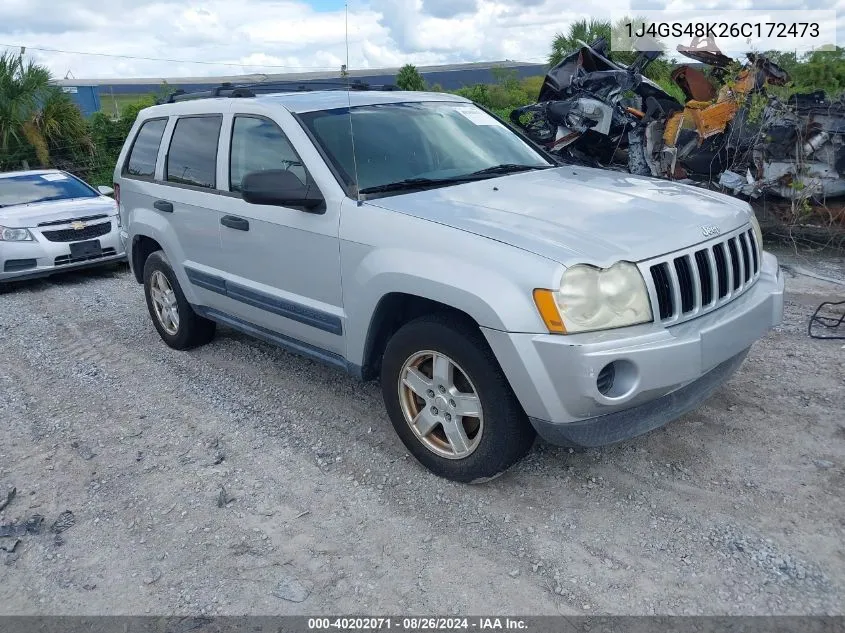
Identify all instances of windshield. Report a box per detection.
[298,101,552,195]
[0,172,98,208]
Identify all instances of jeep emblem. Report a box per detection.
[701,224,721,238]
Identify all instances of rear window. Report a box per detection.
[125,118,167,178]
[0,173,98,208]
[166,116,222,189]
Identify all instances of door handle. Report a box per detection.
[153,200,173,213]
[220,215,250,231]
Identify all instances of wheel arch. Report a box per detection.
[131,234,163,284]
[357,292,482,381]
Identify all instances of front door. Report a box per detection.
[215,114,345,359]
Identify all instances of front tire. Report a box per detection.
[143,251,215,350]
[381,314,536,483]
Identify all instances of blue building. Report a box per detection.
[57,85,101,117]
[56,61,549,115]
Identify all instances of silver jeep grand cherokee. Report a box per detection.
[114,88,784,483]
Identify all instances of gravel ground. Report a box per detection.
[0,246,843,616]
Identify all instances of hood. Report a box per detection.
[0,196,117,228]
[366,166,752,266]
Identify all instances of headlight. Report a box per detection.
[0,226,34,241]
[534,262,653,334]
[750,214,763,253]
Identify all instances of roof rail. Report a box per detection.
[157,79,399,104]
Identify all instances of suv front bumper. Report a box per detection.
[483,252,784,448]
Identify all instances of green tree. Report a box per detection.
[0,52,92,170]
[549,19,611,67]
[396,64,426,91]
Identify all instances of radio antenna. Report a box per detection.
[345,1,362,205]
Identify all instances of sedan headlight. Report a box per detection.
[0,226,34,241]
[534,262,653,334]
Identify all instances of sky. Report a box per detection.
[0,0,843,80]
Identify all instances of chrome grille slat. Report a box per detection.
[643,227,761,327]
[666,260,683,320]
[734,237,746,291]
[705,247,719,307]
[724,237,735,297]
[739,232,752,282]
[687,254,702,312]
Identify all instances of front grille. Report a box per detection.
[42,221,111,242]
[648,228,761,324]
[54,247,117,266]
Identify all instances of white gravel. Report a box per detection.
[0,247,843,615]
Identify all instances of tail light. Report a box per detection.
[113,183,123,228]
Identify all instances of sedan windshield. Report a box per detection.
[0,172,98,208]
[298,101,553,196]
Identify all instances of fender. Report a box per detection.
[342,240,560,369]
[126,208,203,305]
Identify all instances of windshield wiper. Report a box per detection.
[464,163,552,177]
[358,177,475,195]
[358,164,553,196]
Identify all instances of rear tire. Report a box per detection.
[381,314,536,483]
[143,250,215,350]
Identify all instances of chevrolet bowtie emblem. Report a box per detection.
[71,221,86,230]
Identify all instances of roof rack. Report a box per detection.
[158,79,399,104]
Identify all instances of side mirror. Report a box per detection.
[241,170,324,212]
[97,185,115,196]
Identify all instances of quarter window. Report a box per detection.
[125,118,166,178]
[229,116,306,192]
[166,116,222,189]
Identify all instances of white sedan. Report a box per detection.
[0,169,126,288]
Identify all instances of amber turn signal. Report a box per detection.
[533,289,566,334]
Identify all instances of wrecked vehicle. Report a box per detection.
[511,37,681,176]
[731,90,845,200]
[512,37,845,202]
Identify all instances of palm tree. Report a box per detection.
[0,52,91,170]
[547,18,673,85]
[548,19,612,67]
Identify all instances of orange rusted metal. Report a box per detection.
[689,100,740,139]
[663,111,684,147]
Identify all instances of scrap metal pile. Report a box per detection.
[511,37,845,201]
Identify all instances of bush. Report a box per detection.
[85,95,156,186]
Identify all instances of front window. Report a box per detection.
[0,172,98,208]
[230,116,307,192]
[298,101,552,196]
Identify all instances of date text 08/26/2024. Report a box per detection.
[307,617,528,631]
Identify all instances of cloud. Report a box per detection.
[2,0,843,80]
[421,0,479,19]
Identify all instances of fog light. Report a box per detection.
[597,363,615,396]
[596,360,638,399]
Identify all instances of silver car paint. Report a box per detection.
[365,167,752,268]
[116,92,784,441]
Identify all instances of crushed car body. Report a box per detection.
[512,37,845,201]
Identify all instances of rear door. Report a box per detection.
[154,113,230,306]
[215,111,345,359]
